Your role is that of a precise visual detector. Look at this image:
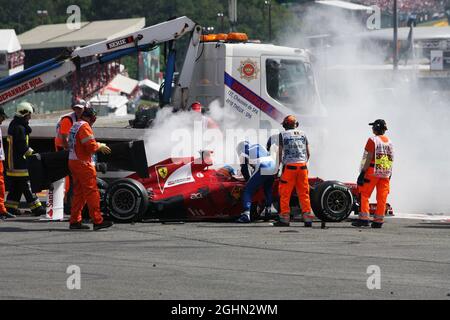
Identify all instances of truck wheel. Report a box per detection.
[106,178,149,222]
[311,181,354,222]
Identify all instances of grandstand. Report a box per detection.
[0,30,24,78]
[354,0,449,26]
[355,0,446,14]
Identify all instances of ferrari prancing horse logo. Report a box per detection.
[158,167,168,179]
[231,187,242,200]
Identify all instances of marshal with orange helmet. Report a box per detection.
[272,115,314,227]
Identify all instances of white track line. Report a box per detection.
[389,212,450,222]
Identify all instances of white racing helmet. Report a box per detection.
[16,101,35,117]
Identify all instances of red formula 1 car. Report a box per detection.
[102,151,392,223]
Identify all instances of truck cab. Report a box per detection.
[188,35,325,131]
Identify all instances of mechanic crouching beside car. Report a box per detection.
[235,141,276,223]
[352,119,394,229]
[274,115,314,228]
[68,108,113,231]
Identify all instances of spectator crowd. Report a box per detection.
[71,62,120,100]
[355,0,448,25]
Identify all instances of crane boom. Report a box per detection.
[0,16,202,108]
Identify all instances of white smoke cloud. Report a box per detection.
[138,102,277,172]
[280,5,450,214]
[137,5,450,214]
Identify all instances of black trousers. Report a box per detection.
[5,177,43,213]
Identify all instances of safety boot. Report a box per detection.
[273,214,290,227]
[351,219,370,227]
[93,220,113,231]
[371,222,383,229]
[69,223,90,230]
[236,211,251,223]
[0,212,17,220]
[31,206,46,217]
[273,220,290,227]
[273,213,290,227]
[290,207,303,222]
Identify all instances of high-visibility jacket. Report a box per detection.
[372,135,394,178]
[55,112,77,149]
[68,121,99,163]
[360,135,394,178]
[280,129,309,165]
[6,116,33,177]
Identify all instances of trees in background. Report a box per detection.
[0,0,300,43]
[0,0,303,78]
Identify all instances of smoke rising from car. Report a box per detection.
[139,101,275,171]
[280,6,450,214]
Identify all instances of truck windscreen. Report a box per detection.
[266,58,317,114]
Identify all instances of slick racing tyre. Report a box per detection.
[106,178,149,222]
[311,181,354,222]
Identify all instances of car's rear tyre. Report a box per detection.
[311,181,353,222]
[106,178,149,222]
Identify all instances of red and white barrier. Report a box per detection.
[42,178,65,221]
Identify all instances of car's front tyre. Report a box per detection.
[106,178,149,222]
